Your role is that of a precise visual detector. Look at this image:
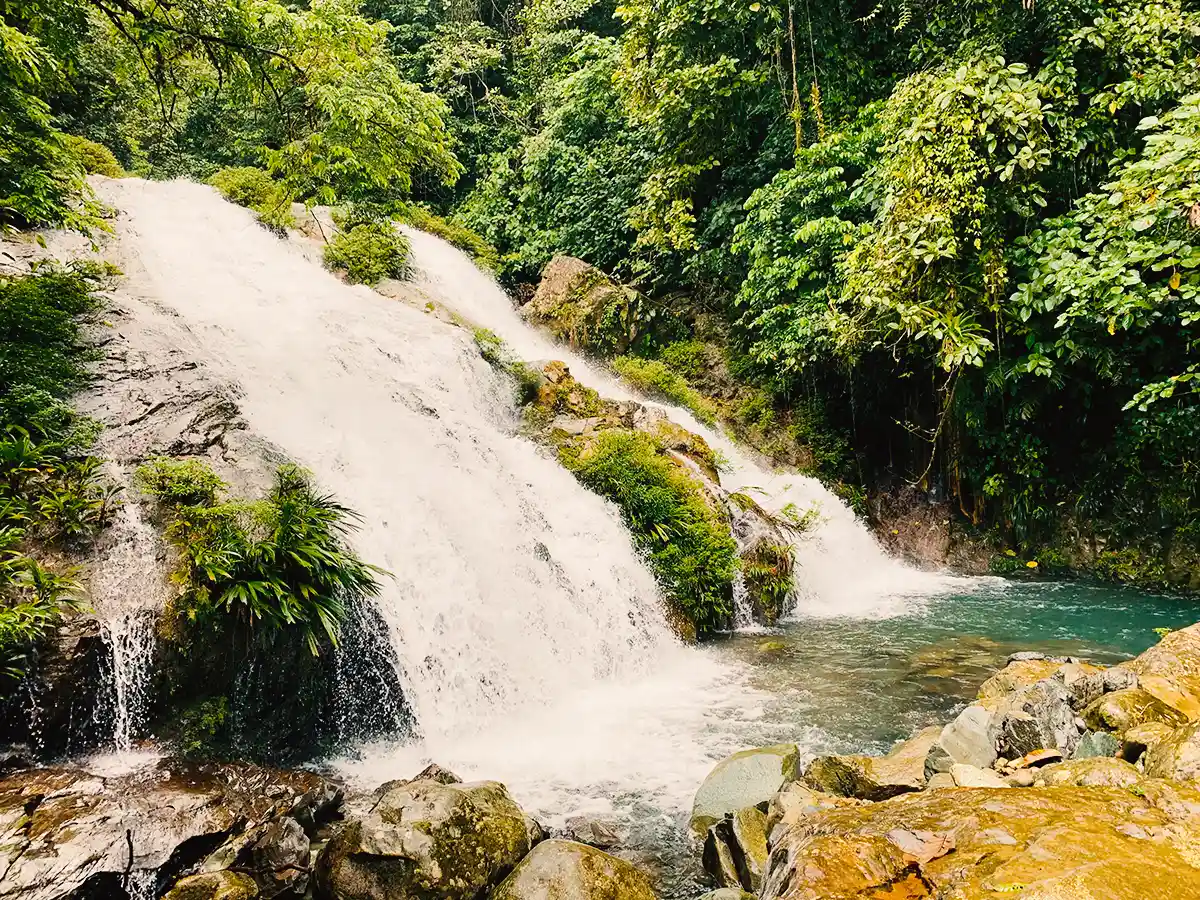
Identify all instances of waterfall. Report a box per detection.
[91,500,162,755]
[100,178,691,746]
[96,177,962,824]
[400,228,967,621]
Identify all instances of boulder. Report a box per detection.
[233,816,310,898]
[1073,730,1121,759]
[1068,667,1139,710]
[937,704,996,770]
[691,744,798,835]
[315,777,541,900]
[164,872,260,900]
[1081,687,1189,735]
[1120,722,1177,763]
[1033,758,1143,789]
[977,658,1099,702]
[703,807,769,893]
[765,783,859,836]
[558,816,621,850]
[1120,623,1200,719]
[490,840,654,900]
[802,727,939,802]
[524,257,641,354]
[1144,720,1200,782]
[925,773,955,790]
[0,760,340,900]
[761,784,1200,900]
[989,677,1081,759]
[949,764,1010,788]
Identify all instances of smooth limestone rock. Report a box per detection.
[691,744,799,835]
[938,704,997,770]
[164,872,260,900]
[1121,623,1200,720]
[1033,757,1143,788]
[1081,687,1189,735]
[490,840,655,900]
[925,773,956,790]
[761,784,1200,900]
[803,727,940,802]
[315,778,541,900]
[1144,720,1200,782]
[1073,730,1121,759]
[949,764,1010,788]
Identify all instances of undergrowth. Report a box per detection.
[0,265,114,695]
[559,429,736,635]
[138,458,381,654]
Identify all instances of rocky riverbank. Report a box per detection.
[6,623,1200,899]
[692,623,1200,899]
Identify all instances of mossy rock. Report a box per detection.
[1081,688,1188,735]
[1121,623,1200,720]
[164,872,259,900]
[803,726,940,802]
[490,840,654,900]
[1033,757,1143,788]
[525,257,642,356]
[691,744,799,835]
[314,778,541,900]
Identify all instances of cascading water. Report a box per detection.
[90,499,162,757]
[98,179,778,821]
[401,227,969,620]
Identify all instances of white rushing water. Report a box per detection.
[90,500,162,757]
[101,179,781,820]
[401,227,968,620]
[99,178,973,834]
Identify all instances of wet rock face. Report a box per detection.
[490,839,656,900]
[0,759,341,900]
[762,784,1200,900]
[0,616,110,758]
[314,777,541,900]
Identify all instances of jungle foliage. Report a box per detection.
[138,458,382,655]
[0,266,110,693]
[6,0,1200,583]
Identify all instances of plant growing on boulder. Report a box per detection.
[64,136,122,177]
[141,459,381,654]
[209,166,296,233]
[323,223,412,285]
[560,430,736,635]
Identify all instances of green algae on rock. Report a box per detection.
[490,839,655,900]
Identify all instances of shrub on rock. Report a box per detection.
[323,223,412,285]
